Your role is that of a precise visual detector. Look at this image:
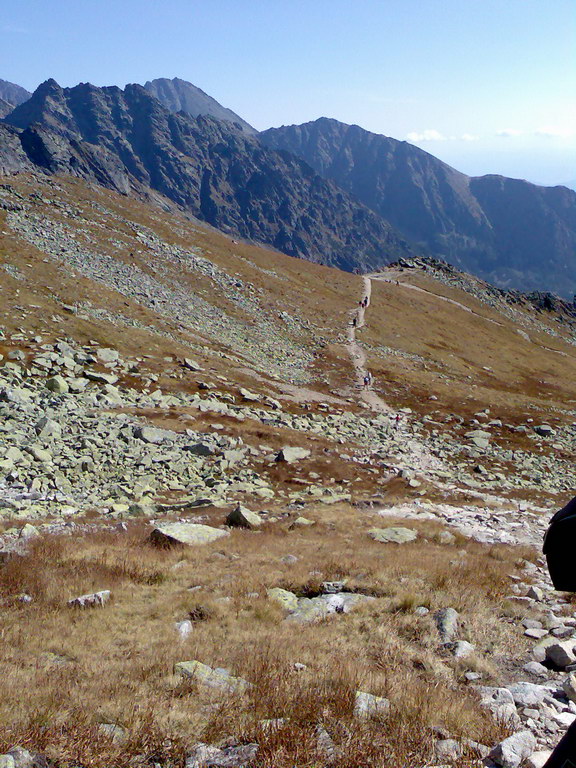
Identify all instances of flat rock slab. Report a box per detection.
[134,425,176,444]
[151,522,229,547]
[368,527,417,544]
[174,659,249,693]
[276,446,311,463]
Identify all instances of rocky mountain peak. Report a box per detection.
[0,78,31,107]
[142,76,256,134]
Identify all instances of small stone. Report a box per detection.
[174,660,250,693]
[354,691,390,718]
[488,731,537,768]
[527,586,544,601]
[434,607,459,643]
[526,752,552,768]
[96,348,119,364]
[368,527,417,544]
[523,661,549,679]
[434,739,463,762]
[563,673,576,703]
[134,425,174,444]
[45,375,69,394]
[175,620,193,640]
[438,530,456,545]
[98,723,127,743]
[444,640,475,659]
[183,358,202,371]
[546,640,576,669]
[276,446,311,463]
[226,504,262,529]
[534,424,555,437]
[290,516,315,527]
[267,587,299,612]
[68,590,111,608]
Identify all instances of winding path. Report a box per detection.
[345,276,391,412]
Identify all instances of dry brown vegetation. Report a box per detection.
[0,503,534,767]
[0,173,565,765]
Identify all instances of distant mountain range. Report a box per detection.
[1,76,576,296]
[261,119,576,295]
[2,79,410,271]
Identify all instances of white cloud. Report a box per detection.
[535,126,574,139]
[406,129,447,142]
[407,130,480,143]
[496,129,523,138]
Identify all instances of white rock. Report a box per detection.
[526,751,552,768]
[546,641,576,669]
[68,590,111,608]
[353,691,390,718]
[489,731,537,768]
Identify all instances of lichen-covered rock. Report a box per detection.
[150,522,229,547]
[368,527,417,544]
[174,660,250,693]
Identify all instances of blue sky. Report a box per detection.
[2,0,575,185]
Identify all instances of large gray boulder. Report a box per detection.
[150,522,229,547]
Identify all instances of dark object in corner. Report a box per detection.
[543,720,576,767]
[544,495,576,592]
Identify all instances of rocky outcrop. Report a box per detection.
[143,76,256,134]
[260,118,576,296]
[0,79,31,108]
[3,80,412,271]
[0,97,14,119]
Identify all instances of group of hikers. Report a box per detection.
[352,295,373,389]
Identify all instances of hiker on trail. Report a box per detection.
[542,496,576,767]
[394,413,401,430]
[363,374,370,388]
[352,317,357,327]
[363,296,369,307]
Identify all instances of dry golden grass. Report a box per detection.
[0,173,559,765]
[0,504,531,766]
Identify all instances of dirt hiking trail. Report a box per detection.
[346,276,391,413]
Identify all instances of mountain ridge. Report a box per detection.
[260,117,576,295]
[0,78,31,108]
[143,76,256,134]
[3,79,412,271]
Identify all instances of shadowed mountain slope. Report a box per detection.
[260,118,576,296]
[0,78,31,108]
[3,80,411,271]
[143,76,256,134]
